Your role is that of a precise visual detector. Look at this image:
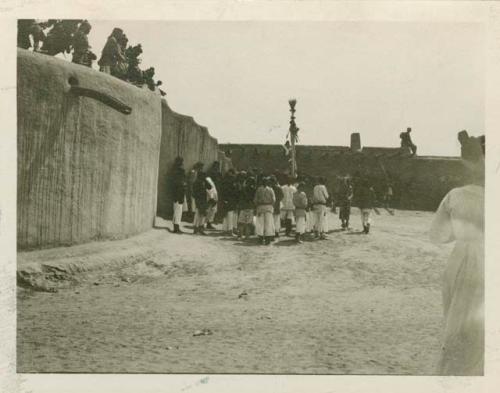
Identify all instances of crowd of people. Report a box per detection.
[170,133,485,375]
[17,20,164,95]
[170,157,382,245]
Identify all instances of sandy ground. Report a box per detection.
[17,209,452,374]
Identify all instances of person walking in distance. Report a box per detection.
[254,177,276,245]
[339,177,353,230]
[281,176,297,236]
[312,177,329,240]
[171,156,186,234]
[355,178,376,234]
[293,182,308,244]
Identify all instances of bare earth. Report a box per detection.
[17,210,451,374]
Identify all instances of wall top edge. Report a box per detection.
[18,48,163,102]
[161,98,217,143]
[220,143,460,160]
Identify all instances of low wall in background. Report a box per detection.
[17,49,163,250]
[220,143,466,211]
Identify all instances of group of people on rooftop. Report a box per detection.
[17,20,164,94]
[170,157,381,245]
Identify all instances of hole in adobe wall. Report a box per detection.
[68,76,79,87]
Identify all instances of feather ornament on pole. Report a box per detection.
[288,98,299,177]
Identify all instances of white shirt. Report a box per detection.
[205,177,218,201]
[312,184,329,204]
[281,184,297,210]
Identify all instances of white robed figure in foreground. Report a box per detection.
[429,136,484,375]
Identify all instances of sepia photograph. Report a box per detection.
[1,2,496,389]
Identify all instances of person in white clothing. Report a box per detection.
[220,169,239,236]
[254,177,276,245]
[429,134,484,375]
[312,177,329,239]
[205,176,218,229]
[281,176,297,236]
[170,156,186,234]
[270,175,284,239]
[293,182,308,243]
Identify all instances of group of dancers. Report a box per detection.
[170,157,378,245]
[169,129,485,375]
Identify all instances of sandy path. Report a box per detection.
[17,210,451,374]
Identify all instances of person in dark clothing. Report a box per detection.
[18,20,49,52]
[270,175,284,239]
[113,33,129,80]
[125,44,144,86]
[304,176,316,233]
[31,21,47,52]
[339,177,353,230]
[459,131,485,162]
[237,175,256,239]
[207,161,222,190]
[400,127,417,156]
[478,135,485,155]
[193,171,210,235]
[220,169,239,235]
[171,157,186,234]
[355,179,376,234]
[98,27,126,75]
[384,181,394,212]
[118,33,128,53]
[206,161,222,228]
[143,67,157,91]
[41,19,82,56]
[71,20,96,67]
[18,20,36,49]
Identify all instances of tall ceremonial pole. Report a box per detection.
[288,99,299,178]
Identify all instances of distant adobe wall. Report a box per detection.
[220,143,466,211]
[156,99,221,218]
[17,49,162,249]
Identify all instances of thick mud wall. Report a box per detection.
[156,99,221,218]
[221,143,466,211]
[17,49,162,249]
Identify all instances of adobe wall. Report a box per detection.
[156,99,222,218]
[220,143,466,211]
[17,49,163,249]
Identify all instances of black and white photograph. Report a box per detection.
[1,1,500,392]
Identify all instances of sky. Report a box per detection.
[77,21,484,157]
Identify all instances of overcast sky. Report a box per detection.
[79,21,484,156]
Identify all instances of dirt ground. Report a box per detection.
[17,209,451,374]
